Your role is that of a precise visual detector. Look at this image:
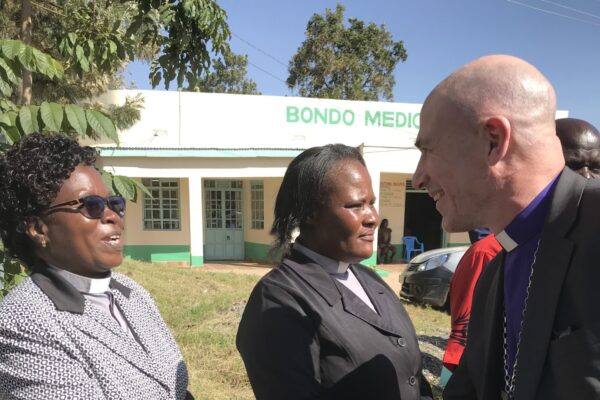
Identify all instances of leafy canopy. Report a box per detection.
[0,0,233,294]
[287,4,407,101]
[195,47,260,94]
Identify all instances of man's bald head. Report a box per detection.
[413,55,566,233]
[556,118,600,179]
[427,55,557,134]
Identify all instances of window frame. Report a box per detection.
[142,178,181,231]
[250,180,265,230]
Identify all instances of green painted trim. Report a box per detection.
[393,244,404,260]
[375,269,390,278]
[99,148,303,158]
[124,245,190,263]
[361,252,377,267]
[447,242,470,247]
[244,241,271,263]
[191,255,204,267]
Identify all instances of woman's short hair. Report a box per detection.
[0,133,97,266]
[270,143,365,258]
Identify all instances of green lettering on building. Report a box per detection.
[287,105,420,129]
[382,111,394,127]
[287,106,299,123]
[365,111,380,126]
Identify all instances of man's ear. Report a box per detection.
[482,116,511,165]
[25,216,49,248]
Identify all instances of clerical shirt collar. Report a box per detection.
[293,242,350,274]
[46,264,112,294]
[496,173,561,252]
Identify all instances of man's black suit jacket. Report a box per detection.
[444,168,600,400]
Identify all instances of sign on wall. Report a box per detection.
[380,181,405,208]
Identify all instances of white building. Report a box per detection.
[93,90,567,266]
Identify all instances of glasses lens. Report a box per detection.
[108,196,126,217]
[82,195,106,219]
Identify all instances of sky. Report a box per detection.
[125,0,600,129]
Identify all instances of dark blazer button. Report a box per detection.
[397,337,406,347]
[408,376,416,386]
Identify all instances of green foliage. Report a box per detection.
[287,4,408,101]
[101,171,152,202]
[133,0,231,90]
[0,246,27,298]
[195,47,260,94]
[0,40,119,143]
[104,93,144,131]
[0,39,64,99]
[0,0,232,298]
[1,0,231,99]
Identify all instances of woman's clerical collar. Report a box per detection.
[46,264,112,294]
[293,242,350,274]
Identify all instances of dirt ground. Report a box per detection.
[199,261,407,294]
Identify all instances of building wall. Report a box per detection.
[243,177,281,263]
[97,91,540,266]
[123,178,192,263]
[378,172,411,261]
[446,231,470,247]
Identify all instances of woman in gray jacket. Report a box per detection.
[0,133,192,399]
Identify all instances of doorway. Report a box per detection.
[203,180,244,260]
[403,191,443,253]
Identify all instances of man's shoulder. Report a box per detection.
[460,235,501,262]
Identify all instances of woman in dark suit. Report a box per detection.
[0,133,191,399]
[236,144,432,400]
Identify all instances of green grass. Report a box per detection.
[117,260,450,400]
[118,259,261,400]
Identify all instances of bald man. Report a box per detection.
[413,55,600,400]
[556,118,600,179]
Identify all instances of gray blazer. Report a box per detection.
[237,250,433,400]
[0,266,191,400]
[444,168,600,400]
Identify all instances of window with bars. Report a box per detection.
[142,178,181,230]
[251,180,264,230]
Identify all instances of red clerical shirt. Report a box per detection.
[442,234,502,371]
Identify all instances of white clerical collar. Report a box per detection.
[293,242,350,274]
[495,230,518,252]
[47,264,112,294]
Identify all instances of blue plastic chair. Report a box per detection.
[402,236,424,260]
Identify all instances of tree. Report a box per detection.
[195,47,260,94]
[287,4,407,101]
[0,0,232,296]
[0,0,231,181]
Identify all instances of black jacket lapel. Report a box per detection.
[283,251,403,336]
[349,265,405,336]
[477,252,506,399]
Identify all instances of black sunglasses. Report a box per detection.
[42,195,126,219]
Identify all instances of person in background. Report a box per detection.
[555,117,600,179]
[0,133,192,400]
[237,144,432,400]
[442,229,501,372]
[377,218,397,264]
[413,54,600,400]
